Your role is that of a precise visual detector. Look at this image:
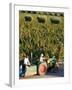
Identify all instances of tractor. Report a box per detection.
[19,55,57,78]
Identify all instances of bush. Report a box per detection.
[54,13,57,16]
[32,11,37,14]
[50,17,60,24]
[37,16,45,23]
[60,13,64,17]
[24,16,32,21]
[27,11,32,13]
[20,11,26,13]
[43,12,48,15]
[48,12,53,16]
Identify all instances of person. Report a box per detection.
[24,54,31,66]
[19,59,26,77]
[19,54,30,77]
[19,64,23,77]
[40,53,45,62]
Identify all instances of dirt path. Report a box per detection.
[20,64,64,79]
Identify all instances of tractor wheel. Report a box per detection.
[38,62,47,76]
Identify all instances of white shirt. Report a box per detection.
[24,57,30,65]
[40,56,44,62]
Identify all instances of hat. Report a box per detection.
[41,53,44,57]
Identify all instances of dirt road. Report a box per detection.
[20,63,64,79]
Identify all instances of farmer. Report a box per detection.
[19,54,30,77]
[24,54,31,66]
[40,53,45,62]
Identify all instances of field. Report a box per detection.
[19,11,64,62]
